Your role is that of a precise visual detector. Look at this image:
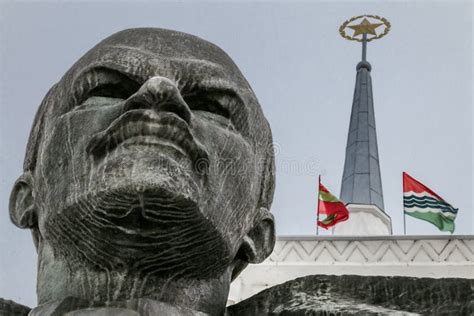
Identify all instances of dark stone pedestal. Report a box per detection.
[227,275,473,315]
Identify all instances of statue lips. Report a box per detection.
[86,109,210,174]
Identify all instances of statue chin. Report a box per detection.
[41,151,230,279]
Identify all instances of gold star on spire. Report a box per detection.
[348,18,383,37]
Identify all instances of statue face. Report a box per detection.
[25,29,274,277]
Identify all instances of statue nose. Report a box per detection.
[123,76,192,124]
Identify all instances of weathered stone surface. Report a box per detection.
[0,298,31,316]
[65,308,139,316]
[28,297,207,315]
[6,28,276,315]
[227,275,473,315]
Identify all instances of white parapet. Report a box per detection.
[228,235,474,304]
[332,204,392,235]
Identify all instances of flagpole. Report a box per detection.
[362,33,367,61]
[316,175,321,236]
[403,209,407,235]
[403,172,407,235]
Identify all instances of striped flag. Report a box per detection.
[403,172,458,233]
[317,181,349,229]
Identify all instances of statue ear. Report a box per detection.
[239,208,275,263]
[9,172,37,229]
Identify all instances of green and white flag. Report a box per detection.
[403,172,458,233]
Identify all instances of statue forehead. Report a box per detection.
[100,28,237,65]
[64,28,249,88]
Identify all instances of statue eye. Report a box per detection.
[73,69,140,109]
[87,81,140,100]
[74,83,138,111]
[184,95,230,120]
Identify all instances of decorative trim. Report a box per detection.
[268,238,474,264]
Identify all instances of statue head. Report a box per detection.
[9,28,275,314]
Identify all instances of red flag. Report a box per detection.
[317,181,349,229]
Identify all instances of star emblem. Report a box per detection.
[348,18,383,37]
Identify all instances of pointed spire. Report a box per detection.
[340,60,384,211]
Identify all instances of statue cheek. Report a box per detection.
[36,119,73,190]
[199,127,258,225]
[36,105,124,203]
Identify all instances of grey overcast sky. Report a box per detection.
[0,0,472,307]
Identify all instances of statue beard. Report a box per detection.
[42,152,231,280]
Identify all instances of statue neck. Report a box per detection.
[36,242,232,315]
